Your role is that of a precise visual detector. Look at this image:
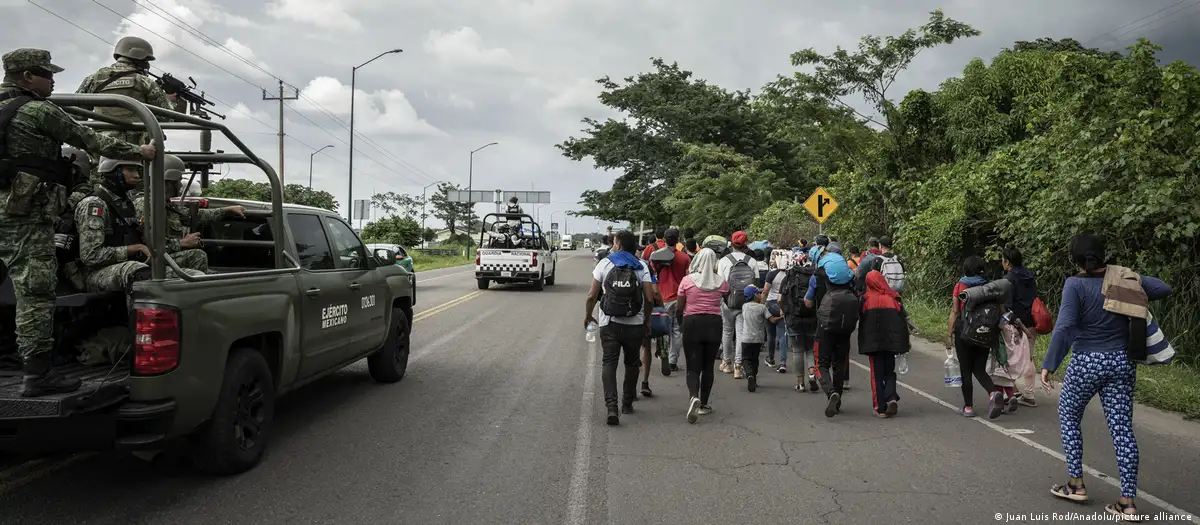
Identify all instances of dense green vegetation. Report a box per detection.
[558,11,1200,413]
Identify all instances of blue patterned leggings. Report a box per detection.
[1057,351,1138,498]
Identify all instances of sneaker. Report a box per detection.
[697,405,712,415]
[825,392,840,418]
[1006,395,1020,413]
[720,361,731,374]
[765,356,776,367]
[747,376,757,392]
[777,365,787,374]
[1018,395,1038,407]
[21,369,82,398]
[734,365,744,379]
[641,381,653,398]
[621,403,634,415]
[686,397,701,423]
[885,399,899,417]
[606,409,619,426]
[808,378,819,392]
[988,392,1004,419]
[671,363,679,372]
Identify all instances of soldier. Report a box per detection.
[133,154,244,273]
[57,145,92,292]
[1,48,155,397]
[76,36,185,147]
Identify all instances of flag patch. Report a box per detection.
[87,203,103,217]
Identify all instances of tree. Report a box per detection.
[748,201,818,248]
[204,178,338,211]
[370,191,422,219]
[428,182,474,236]
[360,215,421,247]
[422,227,437,244]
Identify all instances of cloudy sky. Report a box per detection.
[2,0,1196,233]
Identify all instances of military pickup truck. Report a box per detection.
[475,212,558,290]
[0,94,415,474]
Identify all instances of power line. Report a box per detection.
[1084,0,1200,46]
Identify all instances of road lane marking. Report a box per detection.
[565,338,598,525]
[417,270,473,284]
[0,288,485,497]
[848,359,1200,523]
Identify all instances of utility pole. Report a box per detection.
[263,79,299,185]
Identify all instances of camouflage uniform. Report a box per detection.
[76,59,184,146]
[134,197,218,273]
[0,48,143,385]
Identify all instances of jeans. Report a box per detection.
[720,302,743,364]
[786,320,816,381]
[765,300,788,365]
[815,328,852,397]
[600,322,647,409]
[683,314,722,405]
[664,299,684,365]
[741,342,763,378]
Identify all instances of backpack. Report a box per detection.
[959,297,1004,348]
[817,284,860,334]
[780,264,815,318]
[879,253,906,293]
[600,260,643,317]
[648,245,675,276]
[723,254,757,309]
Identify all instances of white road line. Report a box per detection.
[417,270,473,283]
[565,340,598,525]
[847,359,1200,523]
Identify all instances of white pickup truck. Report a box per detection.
[475,213,558,291]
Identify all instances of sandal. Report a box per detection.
[1050,481,1088,502]
[960,407,976,418]
[1105,502,1144,522]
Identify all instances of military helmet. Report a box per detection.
[61,146,90,176]
[113,36,156,62]
[163,154,185,182]
[97,157,143,174]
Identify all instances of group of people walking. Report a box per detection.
[584,226,1171,522]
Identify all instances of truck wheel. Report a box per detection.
[368,308,411,383]
[191,348,276,475]
[477,279,489,290]
[531,277,544,291]
[545,270,556,286]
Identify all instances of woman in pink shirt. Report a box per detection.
[675,248,729,423]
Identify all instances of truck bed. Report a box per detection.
[0,362,130,419]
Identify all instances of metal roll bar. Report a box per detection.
[48,94,294,281]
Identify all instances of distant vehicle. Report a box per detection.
[583,238,593,249]
[560,235,573,250]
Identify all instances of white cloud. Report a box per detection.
[295,76,446,138]
[113,0,272,83]
[423,27,516,68]
[264,0,362,31]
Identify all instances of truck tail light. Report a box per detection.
[134,307,181,375]
[475,252,481,265]
[531,252,538,267]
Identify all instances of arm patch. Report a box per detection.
[87,203,103,217]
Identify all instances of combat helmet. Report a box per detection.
[97,157,143,174]
[60,146,90,178]
[162,154,185,182]
[113,36,155,62]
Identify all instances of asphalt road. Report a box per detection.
[0,254,1198,524]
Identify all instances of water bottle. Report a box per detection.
[585,321,598,343]
[896,353,909,375]
[944,355,962,387]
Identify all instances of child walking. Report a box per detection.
[740,285,777,392]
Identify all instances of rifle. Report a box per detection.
[145,71,227,120]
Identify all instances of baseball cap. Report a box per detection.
[743,285,759,301]
[731,231,748,247]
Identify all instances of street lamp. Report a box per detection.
[308,144,334,190]
[420,180,440,248]
[551,209,568,235]
[466,141,498,212]
[348,47,403,220]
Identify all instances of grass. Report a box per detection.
[412,246,474,273]
[904,295,1200,420]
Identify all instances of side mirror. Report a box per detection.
[374,248,395,260]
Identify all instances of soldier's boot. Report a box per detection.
[21,355,82,398]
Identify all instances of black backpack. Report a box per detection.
[600,261,642,317]
[817,283,860,334]
[780,264,815,318]
[959,298,1003,348]
[723,254,757,309]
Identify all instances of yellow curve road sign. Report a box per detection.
[803,187,838,224]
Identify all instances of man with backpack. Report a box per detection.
[804,250,859,417]
[585,231,657,426]
[856,235,905,294]
[718,231,757,379]
[648,228,690,371]
[779,252,818,391]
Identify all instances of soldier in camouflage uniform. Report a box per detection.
[1,48,154,396]
[76,36,185,147]
[75,157,201,294]
[133,154,244,274]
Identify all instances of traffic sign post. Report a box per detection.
[803,186,838,224]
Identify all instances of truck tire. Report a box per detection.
[477,278,489,290]
[191,348,276,475]
[531,276,544,291]
[545,269,556,286]
[368,308,411,383]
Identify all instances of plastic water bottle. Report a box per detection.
[585,321,598,343]
[944,355,962,387]
[896,353,909,375]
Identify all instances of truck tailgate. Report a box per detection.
[477,249,537,276]
[0,363,129,419]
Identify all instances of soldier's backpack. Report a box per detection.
[723,254,757,309]
[600,259,643,317]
